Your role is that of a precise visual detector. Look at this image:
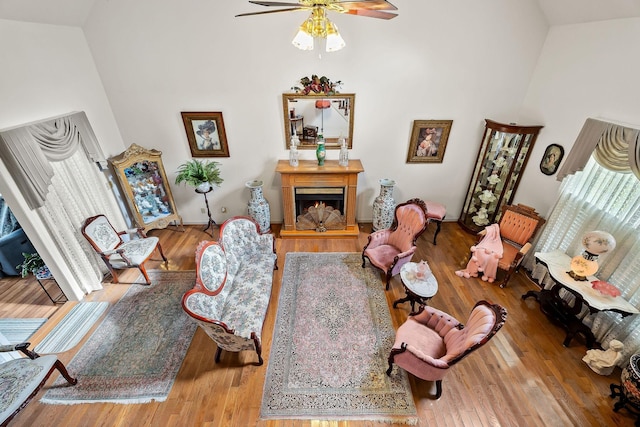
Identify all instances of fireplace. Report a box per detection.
[295,187,345,217]
[295,187,346,231]
[276,159,364,238]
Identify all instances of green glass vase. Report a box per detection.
[316,135,326,166]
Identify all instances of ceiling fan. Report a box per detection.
[236,1,398,52]
[236,1,398,20]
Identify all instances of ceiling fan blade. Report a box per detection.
[344,9,398,19]
[248,1,304,6]
[235,7,305,17]
[335,0,397,11]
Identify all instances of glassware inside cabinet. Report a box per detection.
[458,120,543,233]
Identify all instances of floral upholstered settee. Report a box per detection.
[181,216,276,365]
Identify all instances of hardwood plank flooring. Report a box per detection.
[1,222,634,426]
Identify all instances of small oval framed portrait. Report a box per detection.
[540,144,564,176]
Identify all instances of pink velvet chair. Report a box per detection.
[362,198,428,290]
[386,300,507,399]
[424,200,446,245]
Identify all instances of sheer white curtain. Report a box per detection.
[36,150,125,293]
[0,112,127,295]
[524,157,640,367]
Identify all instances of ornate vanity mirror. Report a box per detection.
[110,144,183,232]
[282,93,355,150]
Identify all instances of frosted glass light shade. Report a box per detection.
[292,29,314,50]
[325,28,345,52]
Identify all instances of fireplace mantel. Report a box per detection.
[276,159,364,238]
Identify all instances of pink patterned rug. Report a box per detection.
[261,252,417,423]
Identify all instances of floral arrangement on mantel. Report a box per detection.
[292,75,342,95]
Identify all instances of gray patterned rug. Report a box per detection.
[0,318,46,343]
[35,302,109,354]
[261,252,418,424]
[41,271,197,404]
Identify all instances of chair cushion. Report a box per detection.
[364,244,401,270]
[109,236,160,268]
[197,242,227,294]
[443,305,496,362]
[387,204,427,251]
[394,317,446,361]
[219,254,276,339]
[424,201,446,221]
[498,242,520,270]
[500,211,537,244]
[0,355,57,424]
[83,216,121,251]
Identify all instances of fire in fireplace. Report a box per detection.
[294,187,346,231]
[295,187,344,216]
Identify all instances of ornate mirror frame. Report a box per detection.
[282,93,355,150]
[109,143,183,232]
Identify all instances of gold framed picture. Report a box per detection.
[181,112,230,157]
[406,120,453,163]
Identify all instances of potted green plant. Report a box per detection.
[175,159,223,192]
[16,252,50,279]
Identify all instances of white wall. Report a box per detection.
[83,0,549,224]
[0,19,126,299]
[518,17,640,217]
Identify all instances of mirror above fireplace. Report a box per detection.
[282,93,355,150]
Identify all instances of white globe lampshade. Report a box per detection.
[570,255,599,278]
[582,230,616,255]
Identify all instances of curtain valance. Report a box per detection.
[0,111,106,210]
[557,118,640,181]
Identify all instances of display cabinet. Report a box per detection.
[109,144,183,232]
[458,119,543,233]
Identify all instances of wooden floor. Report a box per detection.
[1,222,634,426]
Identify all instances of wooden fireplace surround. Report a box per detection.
[276,159,364,238]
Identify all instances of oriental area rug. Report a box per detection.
[41,271,197,405]
[261,252,418,424]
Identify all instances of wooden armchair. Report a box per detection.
[492,204,545,288]
[0,341,77,426]
[81,214,167,285]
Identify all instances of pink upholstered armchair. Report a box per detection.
[386,300,507,399]
[362,198,428,290]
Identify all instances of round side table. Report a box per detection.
[394,261,438,314]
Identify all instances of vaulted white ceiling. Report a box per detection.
[536,0,640,25]
[1,0,640,27]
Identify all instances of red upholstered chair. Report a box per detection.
[362,198,428,290]
[387,300,507,399]
[81,214,167,285]
[493,204,545,288]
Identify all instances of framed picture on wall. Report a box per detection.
[540,143,564,175]
[406,119,453,163]
[181,112,230,157]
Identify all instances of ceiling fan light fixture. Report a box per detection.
[292,19,314,50]
[292,31,314,50]
[325,21,345,52]
[237,1,398,52]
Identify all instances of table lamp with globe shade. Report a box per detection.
[568,230,617,281]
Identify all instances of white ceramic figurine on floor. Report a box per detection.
[582,339,624,375]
